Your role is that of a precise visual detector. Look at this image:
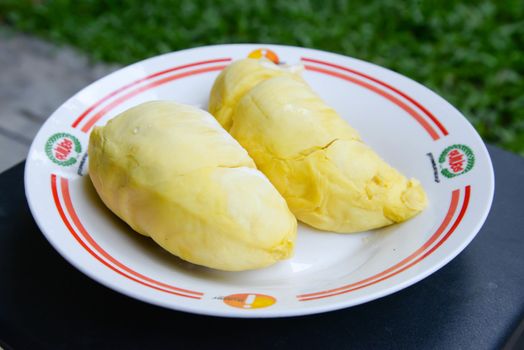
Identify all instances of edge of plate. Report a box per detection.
[23,43,496,318]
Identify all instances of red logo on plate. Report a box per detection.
[222,293,276,309]
[248,48,279,64]
[439,144,475,178]
[45,132,82,167]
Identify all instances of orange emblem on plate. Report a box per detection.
[223,293,276,309]
[248,48,279,64]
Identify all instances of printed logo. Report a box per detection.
[439,144,475,178]
[248,48,280,64]
[219,293,276,309]
[45,132,82,167]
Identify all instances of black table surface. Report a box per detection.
[1,145,523,350]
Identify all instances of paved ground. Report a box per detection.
[0,28,119,172]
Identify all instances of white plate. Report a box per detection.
[25,44,494,317]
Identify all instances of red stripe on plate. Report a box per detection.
[302,57,449,136]
[71,58,231,128]
[51,175,202,299]
[305,65,440,141]
[80,65,227,133]
[299,186,471,301]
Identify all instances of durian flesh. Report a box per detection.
[88,101,297,271]
[209,59,428,233]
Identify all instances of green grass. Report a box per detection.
[1,0,523,155]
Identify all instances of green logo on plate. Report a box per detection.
[439,144,475,178]
[45,132,82,167]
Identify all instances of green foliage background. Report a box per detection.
[1,0,523,154]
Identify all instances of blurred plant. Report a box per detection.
[1,0,523,154]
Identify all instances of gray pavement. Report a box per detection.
[0,28,119,172]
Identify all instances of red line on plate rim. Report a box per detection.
[71,58,231,128]
[299,186,471,301]
[305,65,440,141]
[80,65,227,133]
[51,175,202,299]
[301,57,449,136]
[298,189,460,299]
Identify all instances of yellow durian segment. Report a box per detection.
[209,59,428,233]
[209,58,301,131]
[89,101,296,271]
